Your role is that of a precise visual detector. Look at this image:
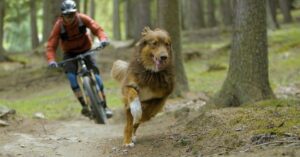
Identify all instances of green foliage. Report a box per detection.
[4,18,32,52]
[94,1,114,38]
[3,0,115,52]
[4,0,32,52]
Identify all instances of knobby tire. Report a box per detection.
[82,76,107,124]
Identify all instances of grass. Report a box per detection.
[104,78,123,108]
[0,87,79,120]
[0,77,124,120]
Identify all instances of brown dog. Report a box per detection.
[111,27,175,147]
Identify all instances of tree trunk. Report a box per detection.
[83,0,88,14]
[185,0,205,30]
[157,0,189,96]
[278,0,293,23]
[113,0,121,40]
[30,0,39,49]
[0,0,9,61]
[180,0,188,30]
[206,0,217,27]
[90,0,95,19]
[213,0,275,106]
[150,0,158,28]
[0,0,5,52]
[125,0,134,39]
[124,0,151,41]
[42,0,49,43]
[267,0,280,29]
[42,0,62,43]
[134,0,151,40]
[220,0,233,26]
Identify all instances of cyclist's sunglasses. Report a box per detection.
[63,13,75,18]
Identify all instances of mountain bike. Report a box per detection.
[58,47,107,124]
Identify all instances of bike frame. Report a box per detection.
[58,49,99,95]
[57,48,107,124]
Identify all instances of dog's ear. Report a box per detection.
[136,27,151,47]
[141,27,152,36]
[153,28,163,32]
[135,40,142,47]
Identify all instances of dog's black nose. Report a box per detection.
[160,55,168,61]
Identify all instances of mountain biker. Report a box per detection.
[46,0,113,118]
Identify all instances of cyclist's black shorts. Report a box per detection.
[63,51,100,74]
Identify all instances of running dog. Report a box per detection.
[111,27,175,147]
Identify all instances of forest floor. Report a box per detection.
[1,21,300,156]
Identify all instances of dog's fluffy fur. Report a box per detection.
[111,27,174,147]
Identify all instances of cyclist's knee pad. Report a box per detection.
[94,74,104,91]
[66,72,79,90]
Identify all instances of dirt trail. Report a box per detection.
[1,119,116,157]
[0,108,183,157]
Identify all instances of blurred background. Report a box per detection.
[0,0,298,52]
[0,0,299,118]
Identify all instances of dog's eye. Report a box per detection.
[150,41,158,47]
[165,43,170,47]
[142,41,147,45]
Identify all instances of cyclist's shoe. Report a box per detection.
[81,106,90,117]
[105,108,113,119]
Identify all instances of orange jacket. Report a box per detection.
[46,13,107,63]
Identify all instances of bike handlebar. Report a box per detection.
[57,46,103,67]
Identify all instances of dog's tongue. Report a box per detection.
[155,60,161,70]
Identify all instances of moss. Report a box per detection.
[184,97,300,154]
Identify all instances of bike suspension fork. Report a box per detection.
[67,72,87,107]
[94,73,107,108]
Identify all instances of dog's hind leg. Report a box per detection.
[124,108,135,147]
[141,99,167,122]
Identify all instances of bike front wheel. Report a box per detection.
[82,76,107,124]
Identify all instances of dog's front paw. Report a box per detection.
[124,142,135,148]
[132,136,137,143]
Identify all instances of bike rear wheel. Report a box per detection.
[82,76,107,124]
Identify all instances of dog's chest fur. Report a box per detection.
[129,61,174,102]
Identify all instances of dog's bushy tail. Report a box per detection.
[111,60,129,83]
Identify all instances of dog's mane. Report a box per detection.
[129,59,174,94]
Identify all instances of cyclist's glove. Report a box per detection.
[48,61,58,68]
[99,40,109,48]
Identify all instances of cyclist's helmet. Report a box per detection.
[61,0,77,15]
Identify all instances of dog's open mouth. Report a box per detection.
[153,57,167,71]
